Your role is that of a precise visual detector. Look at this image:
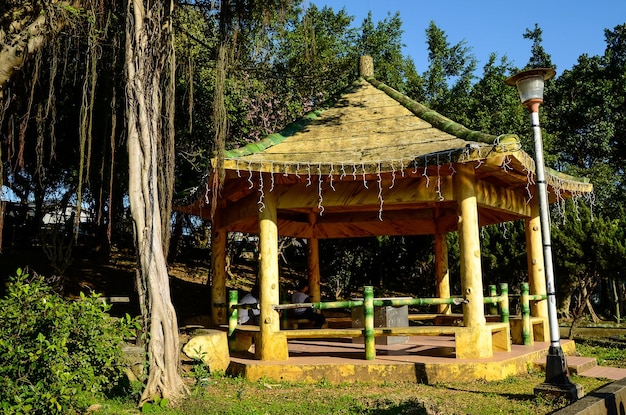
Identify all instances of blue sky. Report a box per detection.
[315,0,626,76]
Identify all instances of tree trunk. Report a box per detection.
[125,0,185,404]
[582,285,600,323]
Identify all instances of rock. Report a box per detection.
[183,329,230,374]
[121,343,147,382]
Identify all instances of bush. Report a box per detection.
[0,269,129,414]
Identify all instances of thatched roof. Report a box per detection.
[221,77,509,176]
[179,58,592,236]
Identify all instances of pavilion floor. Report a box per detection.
[227,336,577,384]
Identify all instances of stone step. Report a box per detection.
[577,366,626,380]
[534,355,597,375]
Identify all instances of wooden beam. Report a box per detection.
[475,179,531,218]
[275,176,454,210]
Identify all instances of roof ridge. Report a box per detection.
[363,76,507,145]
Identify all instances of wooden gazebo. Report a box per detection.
[180,56,592,361]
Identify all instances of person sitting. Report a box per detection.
[238,285,260,326]
[290,280,326,328]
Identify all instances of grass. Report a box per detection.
[92,365,611,415]
[575,337,626,368]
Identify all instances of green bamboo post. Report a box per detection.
[521,282,531,345]
[363,286,375,360]
[228,290,238,336]
[488,285,498,316]
[498,283,509,323]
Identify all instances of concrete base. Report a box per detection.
[227,336,577,385]
[183,329,230,373]
[534,381,585,403]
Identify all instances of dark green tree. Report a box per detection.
[422,21,476,113]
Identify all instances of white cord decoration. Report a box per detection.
[257,171,265,211]
[317,169,325,216]
[436,154,444,201]
[306,163,312,187]
[247,163,254,189]
[204,179,210,205]
[501,155,512,172]
[361,163,368,189]
[422,156,431,188]
[377,164,384,221]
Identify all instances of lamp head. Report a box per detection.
[505,68,556,112]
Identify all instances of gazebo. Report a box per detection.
[180,56,592,362]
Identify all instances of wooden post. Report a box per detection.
[307,237,321,303]
[453,163,495,359]
[454,163,486,328]
[525,196,549,320]
[211,227,227,325]
[434,232,451,314]
[256,180,288,360]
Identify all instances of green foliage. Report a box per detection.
[547,24,626,214]
[422,21,476,112]
[479,222,529,291]
[551,202,626,318]
[523,24,554,69]
[0,269,129,414]
[142,396,169,413]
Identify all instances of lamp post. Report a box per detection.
[505,69,583,401]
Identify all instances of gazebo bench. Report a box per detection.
[509,316,548,344]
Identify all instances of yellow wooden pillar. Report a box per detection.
[434,232,451,314]
[454,163,486,328]
[525,195,549,341]
[256,181,288,360]
[453,163,493,358]
[307,237,321,303]
[211,227,227,326]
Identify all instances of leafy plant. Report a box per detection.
[0,269,129,414]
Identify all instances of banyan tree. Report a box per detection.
[179,56,593,360]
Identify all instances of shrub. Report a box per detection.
[0,269,129,414]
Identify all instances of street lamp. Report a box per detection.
[505,68,583,401]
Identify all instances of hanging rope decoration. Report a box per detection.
[328,164,336,191]
[194,143,594,223]
[523,166,535,204]
[269,162,275,192]
[257,168,265,211]
[436,154,444,201]
[317,164,325,215]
